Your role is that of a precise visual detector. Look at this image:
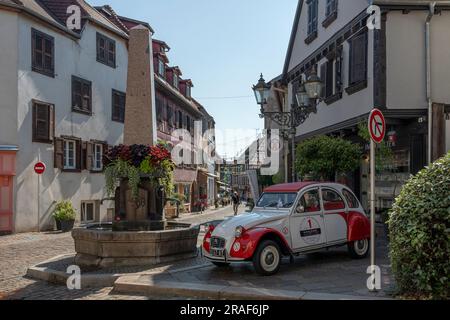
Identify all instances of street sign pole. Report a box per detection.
[34,160,46,232]
[368,108,386,292]
[370,139,376,291]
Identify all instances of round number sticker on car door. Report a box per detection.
[300,217,322,245]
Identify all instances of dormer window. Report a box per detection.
[173,73,179,89]
[158,59,165,78]
[185,85,191,98]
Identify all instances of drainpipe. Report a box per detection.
[426,2,436,165]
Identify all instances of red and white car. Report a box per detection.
[202,182,370,275]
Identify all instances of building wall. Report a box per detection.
[13,17,128,232]
[0,10,19,146]
[386,10,450,109]
[287,0,374,137]
[288,0,370,71]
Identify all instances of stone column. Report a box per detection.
[123,25,157,146]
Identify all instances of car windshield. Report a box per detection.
[256,193,297,209]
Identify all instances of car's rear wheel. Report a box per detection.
[253,240,281,276]
[348,239,369,259]
[212,262,230,268]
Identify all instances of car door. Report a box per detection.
[321,187,348,245]
[290,188,327,251]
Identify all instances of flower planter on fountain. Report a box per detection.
[72,144,200,268]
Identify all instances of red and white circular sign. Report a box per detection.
[34,162,46,175]
[368,108,386,144]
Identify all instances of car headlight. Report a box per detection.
[235,226,245,238]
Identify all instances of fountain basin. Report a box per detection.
[72,222,200,268]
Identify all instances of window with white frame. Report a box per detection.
[93,143,103,171]
[81,201,95,224]
[64,140,76,170]
[185,85,191,98]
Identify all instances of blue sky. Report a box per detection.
[89,0,298,158]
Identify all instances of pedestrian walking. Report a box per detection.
[231,191,240,216]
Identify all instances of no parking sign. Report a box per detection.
[368,109,386,144]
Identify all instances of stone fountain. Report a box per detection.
[72,25,199,268]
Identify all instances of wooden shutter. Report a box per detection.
[54,138,64,169]
[335,47,343,93]
[350,32,367,85]
[76,139,82,171]
[320,64,327,99]
[102,143,109,171]
[81,141,87,170]
[107,39,115,67]
[326,60,334,97]
[33,102,52,142]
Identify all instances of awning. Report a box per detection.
[0,145,19,151]
[174,168,198,184]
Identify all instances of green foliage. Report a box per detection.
[295,135,362,181]
[358,122,394,171]
[388,152,450,299]
[105,159,140,198]
[272,172,285,185]
[52,201,76,221]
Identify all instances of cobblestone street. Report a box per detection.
[0,205,239,300]
[1,204,394,300]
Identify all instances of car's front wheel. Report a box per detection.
[348,239,369,259]
[253,240,281,276]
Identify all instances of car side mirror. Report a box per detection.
[296,206,305,214]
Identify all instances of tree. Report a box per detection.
[295,135,362,181]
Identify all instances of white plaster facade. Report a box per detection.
[0,8,128,232]
[285,0,450,151]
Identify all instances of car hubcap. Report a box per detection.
[260,246,279,272]
[354,239,368,256]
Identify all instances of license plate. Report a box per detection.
[210,249,224,257]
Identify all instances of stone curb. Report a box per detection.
[113,275,386,300]
[25,254,212,289]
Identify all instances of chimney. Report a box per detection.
[123,25,157,146]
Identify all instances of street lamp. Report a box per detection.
[252,74,271,115]
[253,73,323,182]
[304,67,323,99]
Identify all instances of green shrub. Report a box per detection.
[388,152,450,299]
[52,201,76,221]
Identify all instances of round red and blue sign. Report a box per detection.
[34,162,46,175]
[368,108,386,144]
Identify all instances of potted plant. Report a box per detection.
[53,200,76,232]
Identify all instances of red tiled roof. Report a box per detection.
[264,182,317,193]
[37,0,87,27]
